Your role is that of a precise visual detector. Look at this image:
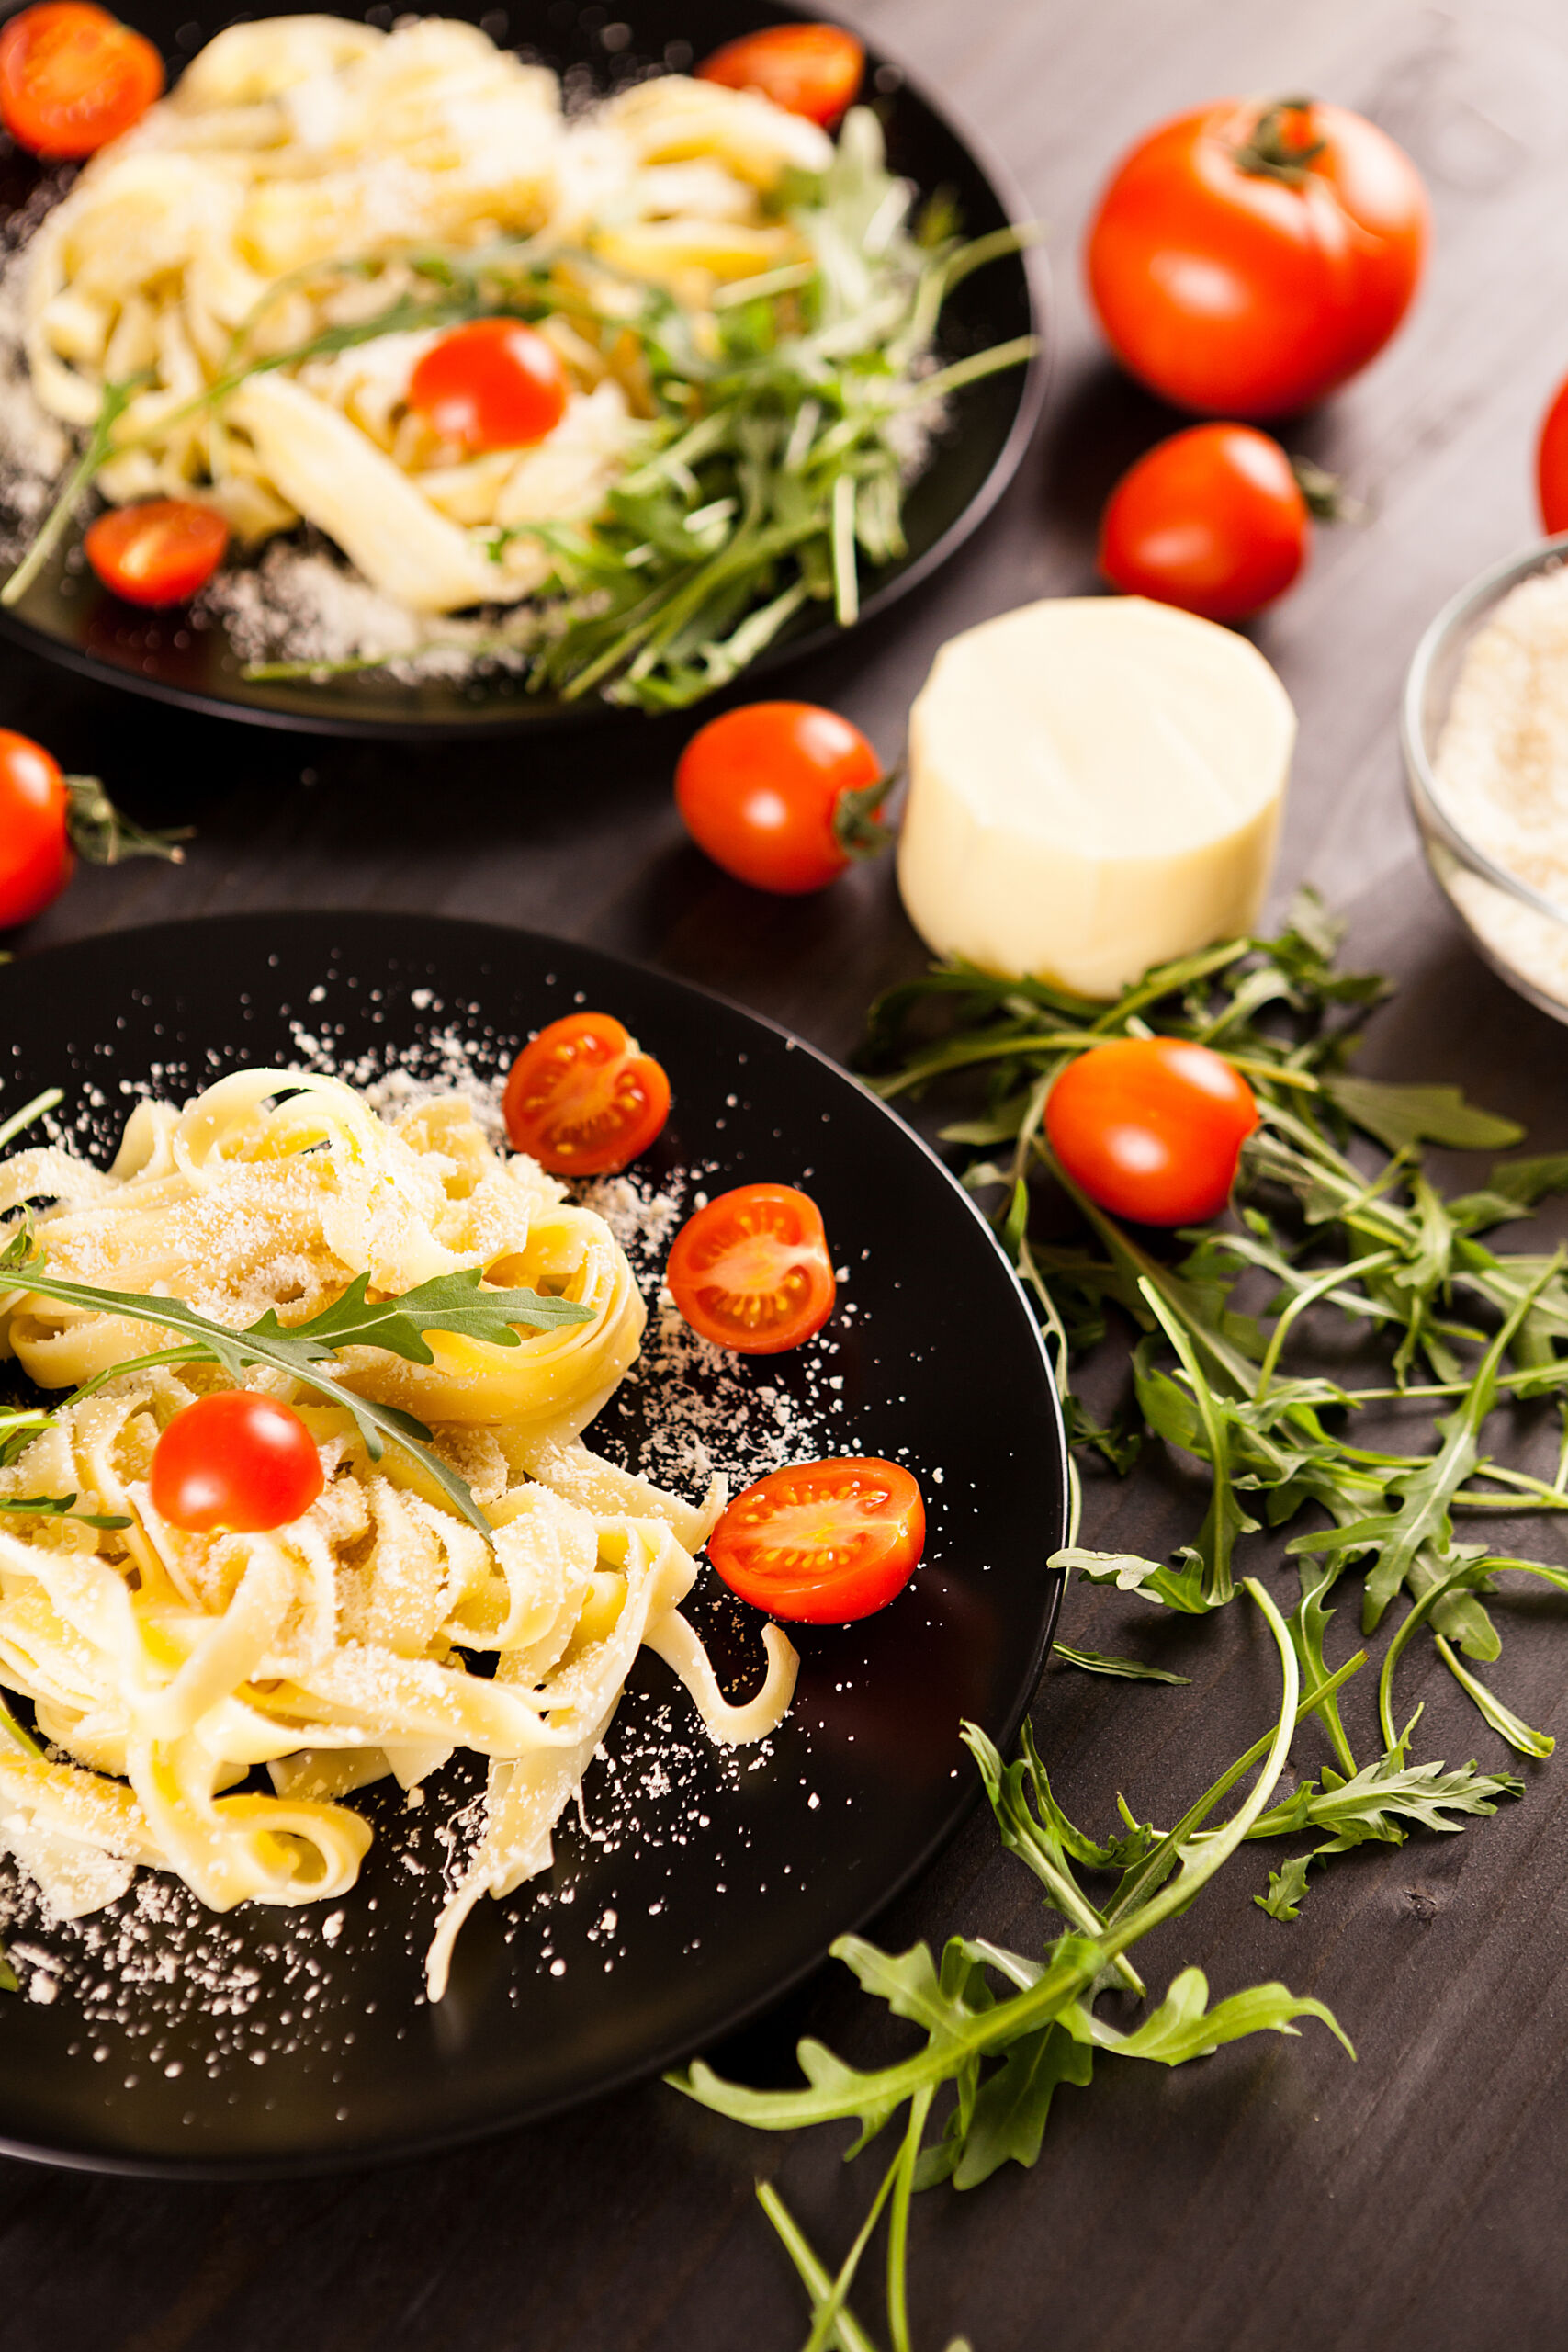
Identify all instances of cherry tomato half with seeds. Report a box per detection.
[666,1182,834,1354]
[0,2,164,159]
[503,1012,671,1176]
[1537,373,1568,535]
[695,22,863,127]
[151,1391,324,1535]
[0,730,73,929]
[1100,424,1309,622]
[85,499,230,607]
[408,319,570,454]
[675,701,886,895]
[1044,1038,1259,1226]
[1086,96,1427,418]
[707,1455,924,1622]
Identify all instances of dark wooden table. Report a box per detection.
[7,2,1568,2345]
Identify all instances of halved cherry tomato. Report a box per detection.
[1100,424,1309,622]
[84,499,229,607]
[504,1012,671,1176]
[695,22,863,127]
[707,1455,924,1622]
[666,1181,835,1353]
[1538,374,1568,534]
[0,730,73,928]
[1086,96,1427,417]
[1044,1038,1258,1226]
[0,2,163,158]
[151,1391,323,1535]
[408,319,570,454]
[675,701,886,895]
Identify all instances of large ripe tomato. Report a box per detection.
[1044,1038,1259,1225]
[0,730,73,928]
[1538,374,1568,534]
[695,22,863,127]
[0,2,163,158]
[666,1182,835,1353]
[1086,97,1428,417]
[151,1391,324,1534]
[706,1456,924,1622]
[85,499,230,606]
[1100,424,1309,621]
[503,1012,671,1176]
[675,702,886,894]
[408,319,569,453]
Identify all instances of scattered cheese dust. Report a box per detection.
[1431,560,1568,1008]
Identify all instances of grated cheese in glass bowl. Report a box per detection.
[1404,534,1568,1024]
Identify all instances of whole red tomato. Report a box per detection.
[0,730,73,927]
[151,1391,323,1534]
[1086,97,1428,417]
[1045,1038,1259,1226]
[675,701,886,894]
[1100,424,1309,621]
[1537,374,1568,534]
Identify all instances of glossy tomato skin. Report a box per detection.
[707,1456,925,1623]
[667,1182,835,1353]
[408,320,569,453]
[0,2,163,158]
[675,702,883,894]
[695,23,863,126]
[1538,374,1568,534]
[1086,98,1428,417]
[0,730,73,928]
[85,499,230,606]
[1100,424,1308,621]
[503,1011,671,1176]
[1045,1038,1259,1226]
[150,1391,324,1535]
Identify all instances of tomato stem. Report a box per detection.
[1233,96,1326,186]
[1290,454,1365,525]
[833,773,898,864]
[63,775,189,867]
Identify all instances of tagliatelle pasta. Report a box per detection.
[0,1069,797,1998]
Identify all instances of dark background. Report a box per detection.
[6,1,1568,2346]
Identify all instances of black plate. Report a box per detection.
[0,2,1045,736]
[0,911,1067,2176]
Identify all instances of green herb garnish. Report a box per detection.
[0,1233,592,1538]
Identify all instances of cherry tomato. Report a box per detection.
[707,1455,924,1622]
[695,22,863,127]
[150,1391,324,1535]
[408,319,569,454]
[0,730,72,928]
[1086,97,1428,417]
[1100,424,1309,622]
[84,499,229,607]
[1044,1038,1259,1226]
[0,2,163,158]
[667,1182,835,1354]
[675,702,886,895]
[503,1012,670,1176]
[1538,374,1568,535]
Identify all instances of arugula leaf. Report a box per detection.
[0,1945,16,1996]
[2,1243,592,1539]
[1258,1856,1314,1921]
[1104,1967,1353,2064]
[1323,1077,1524,1155]
[0,1494,131,1531]
[1051,1642,1190,1686]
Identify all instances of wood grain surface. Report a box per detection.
[6,2,1568,2346]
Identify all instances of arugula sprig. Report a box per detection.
[0,1234,592,1538]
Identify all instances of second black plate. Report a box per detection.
[0,911,1067,2176]
[0,0,1044,736]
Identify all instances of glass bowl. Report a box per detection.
[1402,533,1568,1025]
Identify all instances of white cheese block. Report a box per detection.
[897,596,1296,999]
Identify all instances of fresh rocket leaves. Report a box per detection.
[688,899,1568,2352]
[0,1236,592,1539]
